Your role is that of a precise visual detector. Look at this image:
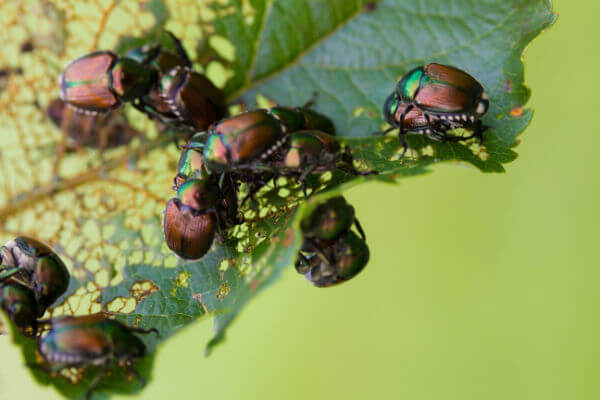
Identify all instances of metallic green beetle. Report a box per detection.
[0,236,70,313]
[37,313,158,400]
[0,283,39,333]
[60,51,158,114]
[164,177,239,260]
[295,196,369,287]
[160,66,227,133]
[277,130,376,194]
[382,63,489,157]
[203,110,287,174]
[300,196,364,241]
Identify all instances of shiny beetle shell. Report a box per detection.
[161,67,226,131]
[38,313,148,368]
[60,51,120,112]
[282,130,341,170]
[129,34,193,125]
[382,63,489,150]
[163,179,218,260]
[334,231,370,280]
[300,196,355,241]
[0,236,70,311]
[0,283,39,330]
[163,199,216,260]
[60,51,156,113]
[270,106,336,135]
[396,63,488,116]
[203,110,285,173]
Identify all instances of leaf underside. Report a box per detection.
[0,0,554,399]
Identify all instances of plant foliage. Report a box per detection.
[0,0,554,398]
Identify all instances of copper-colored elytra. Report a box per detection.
[164,199,215,260]
[178,72,226,131]
[425,63,480,91]
[17,236,54,256]
[415,82,472,112]
[215,110,269,137]
[50,324,109,356]
[62,52,119,109]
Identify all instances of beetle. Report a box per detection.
[59,51,158,114]
[126,31,226,132]
[300,196,365,241]
[296,231,370,288]
[276,130,376,193]
[295,196,369,287]
[159,66,227,133]
[126,32,192,128]
[0,236,70,313]
[0,283,39,333]
[202,110,287,174]
[47,98,140,151]
[163,177,239,260]
[37,313,158,400]
[382,63,489,157]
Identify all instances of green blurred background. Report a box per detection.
[2,0,598,399]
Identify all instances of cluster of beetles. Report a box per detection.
[1,29,490,398]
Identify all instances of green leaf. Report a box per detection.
[0,0,554,399]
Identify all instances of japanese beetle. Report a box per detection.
[383,63,489,156]
[0,283,39,333]
[163,177,238,260]
[277,130,377,193]
[47,98,140,151]
[296,231,370,288]
[59,51,158,114]
[37,313,158,400]
[295,196,369,287]
[127,31,209,131]
[300,196,365,241]
[0,236,70,313]
[159,66,227,133]
[270,105,336,135]
[203,110,287,174]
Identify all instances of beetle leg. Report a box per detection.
[353,218,367,241]
[0,267,20,281]
[372,126,397,137]
[298,164,318,196]
[85,360,112,400]
[302,91,319,109]
[309,240,335,266]
[164,30,193,67]
[397,133,409,159]
[462,120,485,144]
[128,326,160,338]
